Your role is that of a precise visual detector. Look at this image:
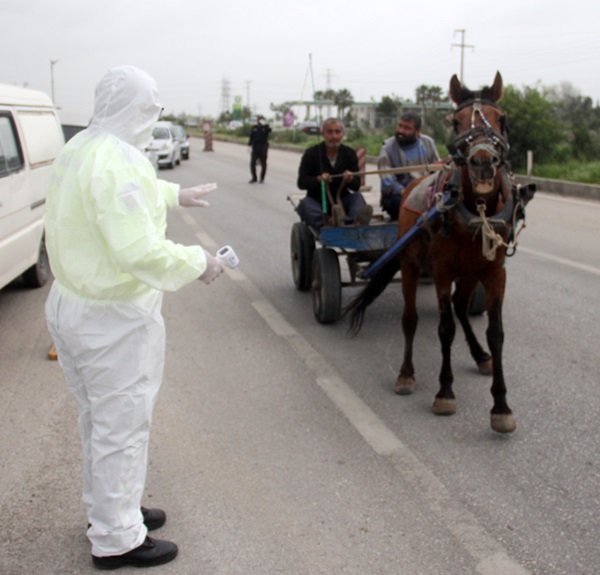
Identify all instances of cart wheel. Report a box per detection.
[312,248,341,324]
[291,222,315,291]
[469,282,487,316]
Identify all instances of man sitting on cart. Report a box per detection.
[296,118,372,229]
[378,111,440,220]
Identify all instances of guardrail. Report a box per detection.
[512,175,600,201]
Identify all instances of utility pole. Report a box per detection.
[451,29,474,83]
[323,68,334,91]
[309,53,316,98]
[245,80,251,115]
[322,68,336,118]
[220,77,231,116]
[50,59,59,104]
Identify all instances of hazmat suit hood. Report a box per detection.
[89,65,162,150]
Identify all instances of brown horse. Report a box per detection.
[346,72,534,433]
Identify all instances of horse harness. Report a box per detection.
[414,97,532,260]
[445,171,536,261]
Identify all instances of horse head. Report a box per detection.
[447,72,510,200]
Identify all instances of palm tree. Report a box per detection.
[334,88,354,119]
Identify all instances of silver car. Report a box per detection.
[146,122,181,169]
[170,125,190,160]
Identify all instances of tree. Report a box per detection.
[415,85,444,107]
[413,85,450,145]
[313,89,336,102]
[312,90,336,121]
[501,84,563,170]
[217,110,232,125]
[547,85,600,160]
[333,88,354,118]
[376,95,401,116]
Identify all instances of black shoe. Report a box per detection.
[92,536,177,570]
[141,507,166,531]
[88,507,166,532]
[249,178,257,183]
[259,179,264,183]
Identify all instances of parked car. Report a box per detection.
[145,121,181,168]
[227,120,243,130]
[170,125,189,159]
[296,121,321,135]
[0,83,64,290]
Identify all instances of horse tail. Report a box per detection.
[343,257,400,336]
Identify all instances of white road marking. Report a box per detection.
[181,212,531,575]
[250,296,530,575]
[519,246,600,276]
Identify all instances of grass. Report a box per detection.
[530,160,600,184]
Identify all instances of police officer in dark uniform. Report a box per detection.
[248,115,272,183]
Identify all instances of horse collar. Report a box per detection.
[446,169,514,232]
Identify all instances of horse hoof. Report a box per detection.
[478,358,493,375]
[491,413,517,433]
[432,397,456,415]
[394,377,415,395]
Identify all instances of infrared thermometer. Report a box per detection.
[216,245,239,269]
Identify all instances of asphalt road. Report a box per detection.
[0,138,598,575]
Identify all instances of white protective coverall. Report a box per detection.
[45,65,207,557]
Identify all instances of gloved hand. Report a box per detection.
[199,250,224,285]
[178,183,217,207]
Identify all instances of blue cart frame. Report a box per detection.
[288,195,399,324]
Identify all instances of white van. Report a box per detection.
[0,84,64,290]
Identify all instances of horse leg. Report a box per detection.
[483,272,516,433]
[395,261,419,395]
[453,279,493,374]
[432,281,457,415]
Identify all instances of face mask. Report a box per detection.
[259,119,266,126]
[396,132,417,146]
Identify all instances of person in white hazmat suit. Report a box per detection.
[44,65,224,569]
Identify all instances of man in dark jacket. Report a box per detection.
[248,115,272,183]
[296,118,372,229]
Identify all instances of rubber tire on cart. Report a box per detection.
[22,234,50,288]
[291,222,315,291]
[312,248,341,324]
[469,281,487,316]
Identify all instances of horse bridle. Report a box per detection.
[447,99,510,181]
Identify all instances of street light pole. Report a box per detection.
[50,59,59,104]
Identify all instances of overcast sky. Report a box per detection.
[3,0,599,123]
